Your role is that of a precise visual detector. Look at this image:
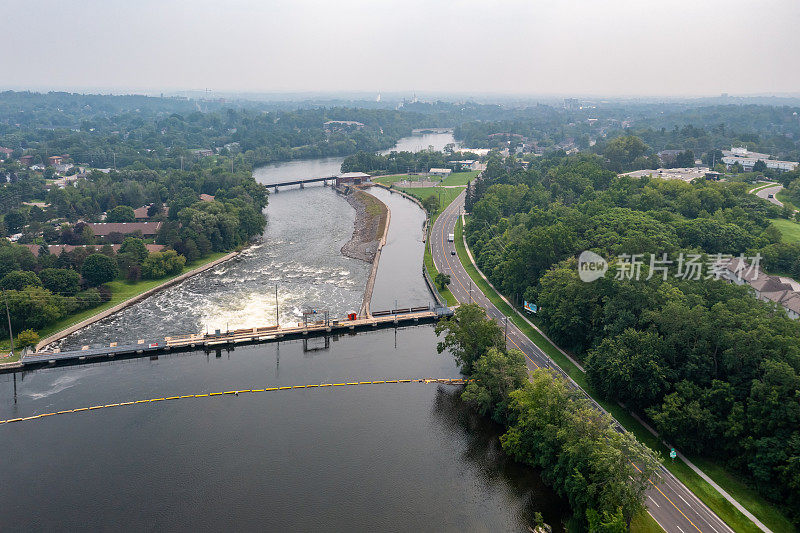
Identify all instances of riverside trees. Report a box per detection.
[436,304,660,529]
[0,162,269,341]
[465,152,800,524]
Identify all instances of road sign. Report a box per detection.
[670,448,677,460]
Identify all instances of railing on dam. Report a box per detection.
[14,306,453,371]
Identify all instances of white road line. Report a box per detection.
[678,494,693,509]
[648,495,661,508]
[676,525,685,533]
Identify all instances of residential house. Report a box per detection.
[88,221,162,238]
[24,243,164,257]
[719,257,800,319]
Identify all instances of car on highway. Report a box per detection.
[768,194,774,198]
[451,250,456,255]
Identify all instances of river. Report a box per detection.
[0,132,568,531]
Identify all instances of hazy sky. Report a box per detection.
[3,0,799,97]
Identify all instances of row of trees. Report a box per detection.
[340,149,451,174]
[0,237,191,340]
[435,304,660,530]
[464,152,800,523]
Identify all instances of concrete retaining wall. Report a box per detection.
[359,189,390,317]
[34,249,241,352]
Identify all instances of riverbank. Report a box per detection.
[33,249,241,353]
[340,189,388,263]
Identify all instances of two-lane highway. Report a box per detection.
[431,189,736,533]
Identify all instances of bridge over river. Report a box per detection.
[261,175,336,190]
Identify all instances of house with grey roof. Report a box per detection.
[719,257,800,319]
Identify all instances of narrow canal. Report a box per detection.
[0,132,569,531]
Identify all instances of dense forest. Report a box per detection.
[465,152,800,523]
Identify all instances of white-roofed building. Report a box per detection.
[429,168,452,177]
[722,147,798,172]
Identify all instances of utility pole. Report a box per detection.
[3,290,15,358]
[504,316,508,344]
[469,279,473,304]
[275,284,279,327]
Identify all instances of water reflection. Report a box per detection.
[1,328,566,531]
[432,387,569,532]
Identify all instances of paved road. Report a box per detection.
[754,183,784,207]
[431,190,736,533]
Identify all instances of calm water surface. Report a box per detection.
[0,133,568,531]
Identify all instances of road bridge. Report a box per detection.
[262,176,337,191]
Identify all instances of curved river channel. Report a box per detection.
[0,133,569,531]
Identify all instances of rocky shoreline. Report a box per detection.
[341,189,384,263]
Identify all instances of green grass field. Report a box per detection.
[0,251,230,361]
[373,174,416,186]
[453,217,795,533]
[770,218,800,244]
[440,170,479,186]
[373,171,478,188]
[399,186,464,219]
